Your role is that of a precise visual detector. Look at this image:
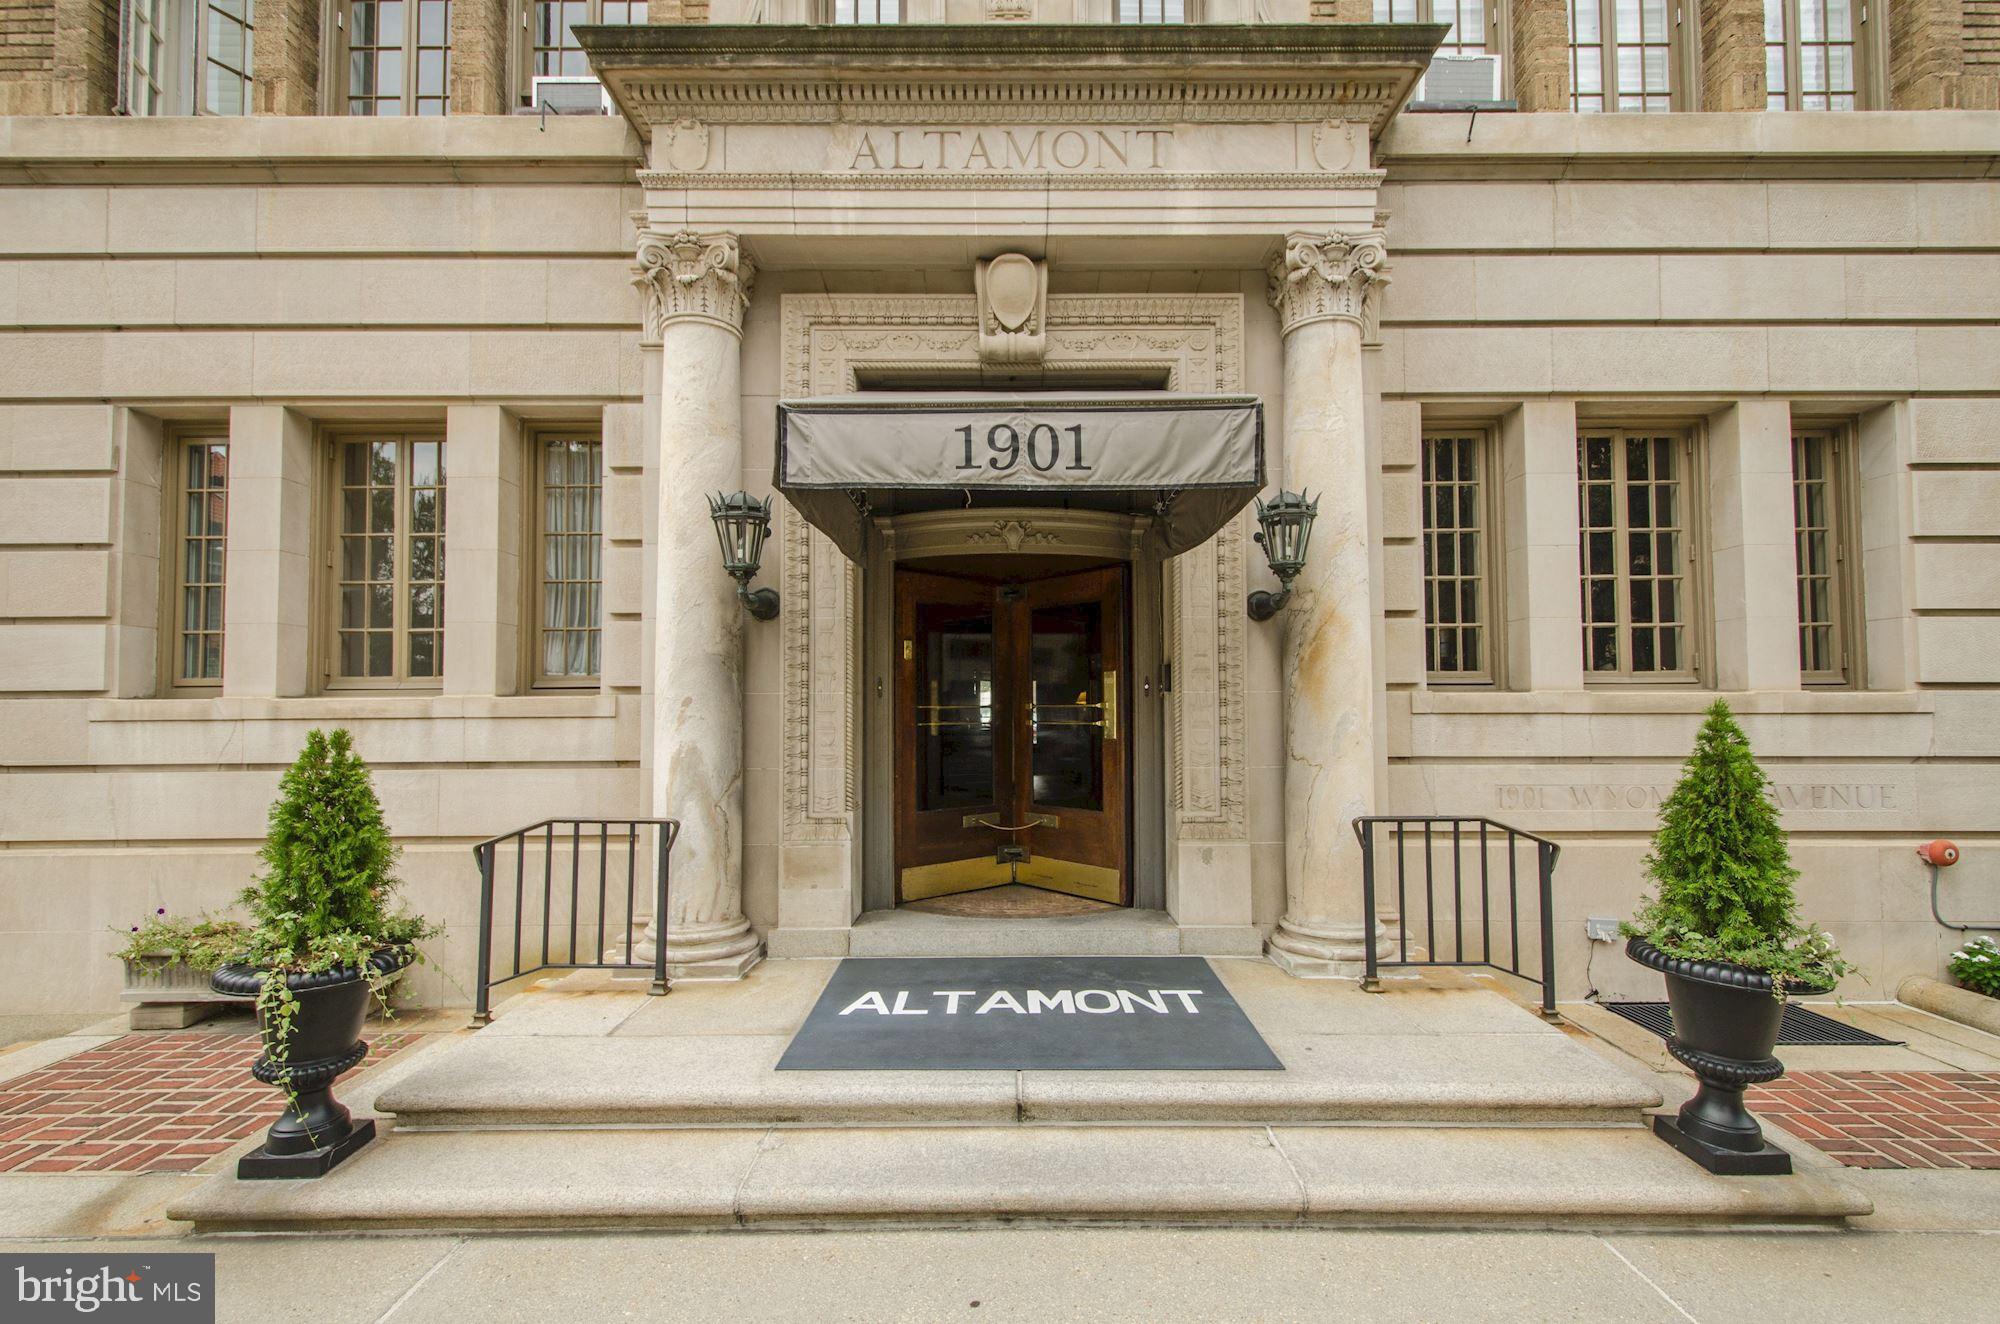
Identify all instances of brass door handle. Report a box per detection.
[962,813,1059,831]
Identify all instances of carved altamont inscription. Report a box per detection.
[845,127,1174,172]
[1495,783,1907,813]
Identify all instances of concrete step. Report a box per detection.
[166,1122,1869,1234]
[373,1030,1664,1130]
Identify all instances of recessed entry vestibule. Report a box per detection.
[859,510,1170,917]
[770,390,1268,925]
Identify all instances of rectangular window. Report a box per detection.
[1766,0,1861,109]
[1578,430,1698,681]
[128,0,168,115]
[334,436,446,684]
[173,437,229,687]
[123,0,252,114]
[1116,0,1186,18]
[1792,430,1857,685]
[201,0,254,114]
[1376,0,1504,99]
[536,434,603,684]
[1422,431,1495,683]
[824,0,902,20]
[345,0,452,116]
[1570,0,1683,111]
[531,0,644,82]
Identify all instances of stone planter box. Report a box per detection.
[121,956,238,1029]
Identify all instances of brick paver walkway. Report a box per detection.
[0,1028,420,1174]
[1748,1070,2000,1169]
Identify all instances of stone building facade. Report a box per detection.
[1,8,1997,1016]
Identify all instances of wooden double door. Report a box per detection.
[894,563,1129,905]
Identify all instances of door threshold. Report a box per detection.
[850,907,1180,958]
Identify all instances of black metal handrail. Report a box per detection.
[471,817,679,1024]
[1353,815,1561,1019]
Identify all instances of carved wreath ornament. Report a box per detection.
[631,230,756,341]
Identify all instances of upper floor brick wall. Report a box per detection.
[0,1,1995,115]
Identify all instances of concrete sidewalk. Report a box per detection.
[4,1215,2000,1324]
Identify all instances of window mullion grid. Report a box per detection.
[1611,432,1634,677]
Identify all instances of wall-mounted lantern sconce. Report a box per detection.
[708,491,780,620]
[1247,489,1318,621]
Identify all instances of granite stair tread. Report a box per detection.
[167,1123,1869,1233]
[373,1029,1663,1129]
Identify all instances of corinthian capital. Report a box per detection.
[632,230,756,343]
[1267,230,1390,340]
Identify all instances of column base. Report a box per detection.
[619,916,765,982]
[1265,916,1396,980]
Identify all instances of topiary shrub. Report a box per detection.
[231,728,439,1065]
[1623,699,1850,996]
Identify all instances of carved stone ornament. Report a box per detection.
[779,292,1251,854]
[631,230,756,343]
[964,518,1060,551]
[986,0,1033,16]
[975,253,1048,366]
[1266,229,1390,341]
[1310,119,1363,173]
[661,118,711,173]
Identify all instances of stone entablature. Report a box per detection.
[579,23,1443,143]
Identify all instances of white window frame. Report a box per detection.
[121,0,254,115]
[1568,0,1696,112]
[521,0,646,103]
[329,0,454,117]
[1376,0,1509,101]
[814,0,905,20]
[1765,0,1884,110]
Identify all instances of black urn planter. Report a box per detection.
[211,948,410,1179]
[1626,937,1829,1176]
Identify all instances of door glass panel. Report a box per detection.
[1029,602,1105,812]
[918,604,995,813]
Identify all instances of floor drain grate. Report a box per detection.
[1601,1001,1903,1047]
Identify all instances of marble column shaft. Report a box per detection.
[1265,231,1391,978]
[633,230,763,978]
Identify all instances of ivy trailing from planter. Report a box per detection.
[223,728,439,1129]
[1621,699,1851,998]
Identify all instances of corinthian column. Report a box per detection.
[631,230,763,979]
[1265,230,1391,978]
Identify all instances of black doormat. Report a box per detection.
[1602,1001,1903,1047]
[777,956,1283,1071]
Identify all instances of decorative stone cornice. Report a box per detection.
[1266,229,1390,339]
[631,229,755,343]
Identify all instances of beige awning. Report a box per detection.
[775,394,1265,562]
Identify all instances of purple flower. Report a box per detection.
[156,907,167,915]
[130,925,139,932]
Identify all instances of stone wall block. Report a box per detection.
[0,404,113,470]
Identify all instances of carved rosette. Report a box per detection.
[1266,229,1390,342]
[631,229,756,344]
